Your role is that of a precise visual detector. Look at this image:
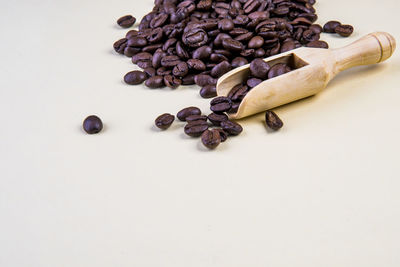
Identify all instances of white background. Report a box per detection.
[1,0,400,266]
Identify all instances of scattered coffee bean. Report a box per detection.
[323,21,341,33]
[200,85,217,99]
[164,75,182,89]
[177,107,201,121]
[250,58,270,79]
[306,40,329,49]
[124,70,147,85]
[268,63,291,79]
[207,112,228,126]
[210,97,232,113]
[83,115,103,134]
[184,120,209,137]
[265,110,283,131]
[335,24,354,37]
[215,129,228,142]
[145,75,164,88]
[221,120,243,136]
[117,15,136,28]
[201,129,221,149]
[155,113,175,130]
[186,115,208,123]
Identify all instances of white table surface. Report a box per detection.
[1,0,400,266]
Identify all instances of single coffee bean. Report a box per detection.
[323,20,341,33]
[144,67,156,77]
[309,24,323,34]
[187,59,206,71]
[221,120,243,136]
[335,24,354,37]
[218,19,235,32]
[83,115,103,134]
[156,67,172,76]
[222,38,244,52]
[124,46,141,57]
[113,38,128,54]
[247,77,262,88]
[182,74,196,85]
[215,129,228,142]
[161,55,181,67]
[210,96,232,113]
[176,41,190,59]
[145,75,164,88]
[201,129,221,149]
[228,101,240,114]
[155,113,175,130]
[127,37,148,47]
[184,120,209,137]
[268,63,291,79]
[117,15,136,28]
[265,110,283,131]
[231,57,249,68]
[186,115,208,123]
[281,40,296,53]
[132,52,153,69]
[250,58,270,79]
[177,106,202,121]
[126,30,138,39]
[200,85,217,98]
[207,112,228,126]
[306,40,329,49]
[192,46,212,59]
[227,84,248,101]
[172,62,189,77]
[124,70,148,85]
[194,74,213,87]
[211,60,232,78]
[248,36,264,49]
[164,75,182,89]
[182,28,208,48]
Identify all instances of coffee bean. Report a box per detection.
[124,70,148,85]
[127,37,148,47]
[132,52,153,69]
[210,96,232,113]
[194,74,213,87]
[186,115,208,123]
[124,46,141,57]
[309,24,323,34]
[200,85,217,99]
[161,55,181,68]
[145,75,164,88]
[117,15,136,28]
[172,62,189,77]
[177,107,202,121]
[187,59,206,71]
[222,38,244,52]
[218,19,235,32]
[335,24,354,37]
[215,129,228,142]
[211,61,232,78]
[306,40,329,49]
[192,46,212,59]
[265,110,283,131]
[247,78,262,88]
[182,74,196,85]
[164,75,182,89]
[83,115,103,134]
[280,40,296,53]
[248,36,264,49]
[227,84,248,102]
[126,30,138,39]
[114,38,128,54]
[228,101,241,114]
[156,67,171,76]
[323,21,341,33]
[184,120,209,137]
[182,28,208,48]
[268,63,291,79]
[230,58,248,70]
[250,58,270,79]
[144,67,156,77]
[221,120,243,136]
[155,113,175,130]
[207,112,228,126]
[201,129,221,149]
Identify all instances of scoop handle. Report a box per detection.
[333,32,396,72]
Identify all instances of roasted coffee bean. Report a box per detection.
[210,97,232,113]
[250,58,270,79]
[124,46,141,57]
[208,112,228,126]
[177,106,202,121]
[227,84,248,101]
[335,24,354,37]
[306,40,329,49]
[144,67,156,77]
[218,19,235,32]
[164,75,182,89]
[268,63,291,79]
[156,67,172,76]
[155,113,175,130]
[247,78,262,88]
[162,38,177,51]
[161,55,181,67]
[132,52,153,69]
[309,24,323,34]
[323,21,341,33]
[150,13,169,28]
[126,30,138,39]
[302,29,320,43]
[200,85,217,98]
[124,70,148,85]
[228,102,241,114]
[221,120,243,136]
[197,0,212,10]
[145,75,164,88]
[114,38,128,54]
[215,129,228,142]
[201,129,221,149]
[231,57,248,68]
[229,28,249,36]
[182,28,208,48]
[280,40,296,53]
[152,49,165,68]
[254,48,266,58]
[211,61,232,78]
[186,115,208,123]
[265,110,283,131]
[214,33,231,47]
[176,41,189,59]
[182,74,196,85]
[83,115,103,134]
[222,38,244,52]
[172,62,189,77]
[127,37,148,47]
[194,74,213,87]
[184,120,209,137]
[192,46,212,59]
[248,36,264,49]
[117,15,136,28]
[187,59,206,71]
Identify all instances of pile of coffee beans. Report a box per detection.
[114,0,354,97]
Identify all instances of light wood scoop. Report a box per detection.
[216,32,396,119]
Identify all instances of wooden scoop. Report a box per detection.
[216,32,396,119]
